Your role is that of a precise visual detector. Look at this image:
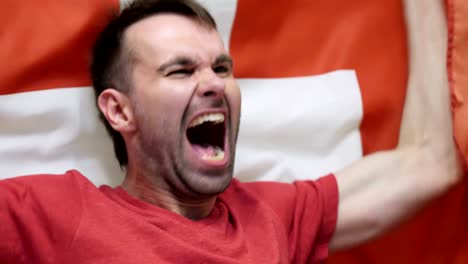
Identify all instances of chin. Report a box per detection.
[182,170,233,196]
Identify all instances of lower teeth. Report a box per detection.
[202,146,225,161]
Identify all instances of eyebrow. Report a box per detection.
[157,56,196,73]
[157,54,234,73]
[214,54,234,68]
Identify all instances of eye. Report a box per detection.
[167,68,194,78]
[213,64,232,76]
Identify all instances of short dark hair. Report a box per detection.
[90,0,217,168]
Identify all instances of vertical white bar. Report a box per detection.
[198,0,238,52]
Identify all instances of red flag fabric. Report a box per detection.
[448,0,468,262]
[0,0,118,95]
[230,1,467,263]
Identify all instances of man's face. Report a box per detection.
[124,14,241,196]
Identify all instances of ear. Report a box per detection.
[97,89,136,133]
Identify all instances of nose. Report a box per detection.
[196,68,226,99]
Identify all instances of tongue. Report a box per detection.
[192,144,217,157]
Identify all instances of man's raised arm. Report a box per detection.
[330,0,462,251]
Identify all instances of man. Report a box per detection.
[0,0,461,263]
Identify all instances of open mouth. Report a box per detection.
[186,112,226,162]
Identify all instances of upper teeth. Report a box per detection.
[189,113,224,128]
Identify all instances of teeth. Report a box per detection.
[202,146,225,161]
[189,113,224,128]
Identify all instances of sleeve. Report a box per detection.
[242,174,339,263]
[0,172,83,262]
[288,174,339,263]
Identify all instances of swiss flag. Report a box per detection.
[0,0,466,263]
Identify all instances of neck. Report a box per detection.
[122,164,217,220]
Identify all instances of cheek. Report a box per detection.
[138,84,196,135]
[160,79,197,106]
[139,80,194,114]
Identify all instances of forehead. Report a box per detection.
[125,14,226,64]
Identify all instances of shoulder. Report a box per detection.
[1,170,93,196]
[0,171,93,261]
[222,174,338,223]
[225,174,338,206]
[0,171,91,242]
[0,170,95,210]
[229,175,338,262]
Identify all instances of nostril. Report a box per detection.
[203,91,216,97]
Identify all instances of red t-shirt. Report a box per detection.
[0,170,338,263]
